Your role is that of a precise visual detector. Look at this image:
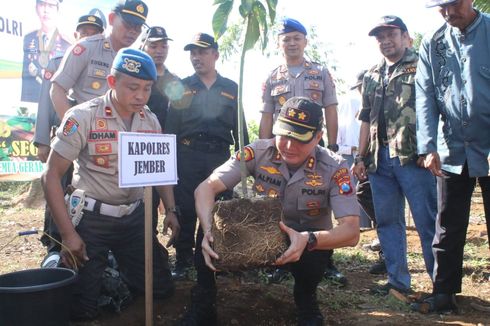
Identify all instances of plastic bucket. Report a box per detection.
[0,268,77,326]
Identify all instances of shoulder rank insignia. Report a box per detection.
[62,117,79,136]
[260,166,281,175]
[306,156,315,169]
[104,106,113,117]
[236,146,254,162]
[404,67,417,74]
[332,167,353,195]
[72,44,86,56]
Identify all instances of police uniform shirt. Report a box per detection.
[165,73,249,148]
[262,60,338,122]
[213,138,359,231]
[52,34,116,104]
[51,90,161,205]
[33,56,63,147]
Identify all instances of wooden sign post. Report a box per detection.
[118,132,178,326]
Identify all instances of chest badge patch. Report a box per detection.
[305,179,323,187]
[267,188,278,198]
[260,166,281,175]
[95,143,112,154]
[96,118,107,130]
[72,44,86,56]
[92,81,101,90]
[255,184,265,193]
[62,117,79,136]
[332,168,353,195]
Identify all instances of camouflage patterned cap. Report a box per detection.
[272,97,323,143]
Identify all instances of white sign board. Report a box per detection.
[118,132,178,188]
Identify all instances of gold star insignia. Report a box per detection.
[287,108,296,117]
[298,112,306,120]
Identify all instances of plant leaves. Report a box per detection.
[243,14,260,51]
[252,1,268,50]
[212,1,234,39]
[265,0,277,23]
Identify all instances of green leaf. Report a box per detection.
[212,1,234,39]
[252,1,268,50]
[240,0,255,14]
[266,0,277,23]
[243,14,260,51]
[213,0,228,4]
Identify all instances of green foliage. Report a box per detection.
[474,0,490,13]
[411,32,423,52]
[247,120,259,143]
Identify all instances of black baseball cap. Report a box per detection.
[113,0,148,26]
[77,15,104,33]
[184,33,218,51]
[272,97,324,143]
[141,26,173,43]
[368,15,408,36]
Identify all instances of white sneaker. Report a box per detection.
[41,252,61,268]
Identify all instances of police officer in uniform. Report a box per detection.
[21,0,71,103]
[165,33,249,279]
[182,97,359,325]
[34,14,104,254]
[41,48,179,321]
[50,0,148,119]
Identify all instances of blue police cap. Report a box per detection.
[113,48,156,81]
[425,0,458,7]
[278,18,307,35]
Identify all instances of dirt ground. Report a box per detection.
[1,192,489,325]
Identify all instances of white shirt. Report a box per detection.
[337,92,361,155]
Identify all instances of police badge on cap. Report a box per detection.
[272,97,323,143]
[113,48,156,81]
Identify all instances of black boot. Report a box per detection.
[294,288,324,326]
[178,285,217,326]
[172,249,194,280]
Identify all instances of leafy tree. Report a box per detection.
[212,0,277,197]
[474,0,489,13]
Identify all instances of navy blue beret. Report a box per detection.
[113,48,156,81]
[279,18,307,35]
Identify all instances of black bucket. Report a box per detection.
[0,268,77,326]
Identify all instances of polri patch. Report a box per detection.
[44,70,53,80]
[96,118,107,130]
[332,168,353,195]
[94,155,109,168]
[62,117,79,136]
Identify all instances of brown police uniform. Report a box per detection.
[262,60,338,122]
[215,138,359,230]
[52,34,116,105]
[51,89,173,317]
[52,90,160,204]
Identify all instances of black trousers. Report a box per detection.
[71,204,173,317]
[356,178,376,225]
[173,145,231,253]
[433,163,490,294]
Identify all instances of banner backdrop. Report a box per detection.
[0,0,113,180]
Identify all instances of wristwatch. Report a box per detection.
[354,154,365,165]
[165,206,181,216]
[306,231,318,251]
[327,144,339,152]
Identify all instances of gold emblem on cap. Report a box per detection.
[123,58,141,73]
[278,96,286,106]
[136,4,145,13]
[287,108,296,117]
[156,27,162,33]
[88,16,96,22]
[298,112,306,121]
[92,81,101,90]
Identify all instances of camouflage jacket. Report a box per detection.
[359,48,418,171]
